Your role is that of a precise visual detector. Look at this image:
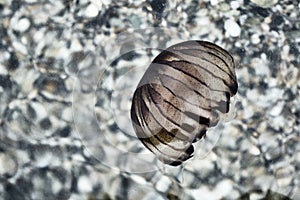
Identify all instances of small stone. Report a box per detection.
[155,175,172,193]
[250,6,270,17]
[70,39,83,51]
[0,75,12,89]
[129,14,142,29]
[270,14,284,30]
[0,153,17,177]
[85,3,99,18]
[251,0,278,8]
[148,0,167,19]
[17,18,30,32]
[0,64,8,75]
[215,180,233,198]
[101,0,111,6]
[251,34,261,45]
[224,19,241,37]
[7,52,19,71]
[24,0,38,3]
[210,0,218,6]
[55,126,71,137]
[12,40,28,55]
[33,145,62,167]
[35,151,55,168]
[62,107,73,122]
[29,101,48,120]
[269,101,284,116]
[77,176,93,193]
[39,117,52,130]
[270,116,285,131]
[230,1,240,9]
[4,182,30,200]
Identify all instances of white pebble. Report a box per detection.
[77,176,93,193]
[30,101,48,119]
[215,180,233,197]
[62,107,73,121]
[12,41,28,55]
[13,18,31,32]
[101,0,111,5]
[25,0,38,3]
[198,16,210,26]
[85,4,99,18]
[190,186,214,200]
[271,116,285,130]
[251,0,278,8]
[251,34,260,44]
[230,1,240,9]
[0,153,17,176]
[70,39,83,51]
[52,181,63,194]
[0,64,8,75]
[210,0,219,6]
[249,145,260,156]
[269,101,284,116]
[224,19,241,37]
[35,152,53,168]
[155,176,172,193]
[90,0,103,8]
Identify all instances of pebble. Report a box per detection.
[84,3,100,18]
[224,19,241,37]
[77,176,93,193]
[18,18,30,32]
[0,64,8,75]
[210,0,219,6]
[70,39,83,52]
[251,33,261,44]
[24,0,38,3]
[230,1,240,9]
[0,152,17,177]
[269,101,284,116]
[155,175,172,193]
[29,101,48,120]
[215,180,234,198]
[251,0,278,8]
[12,40,28,55]
[33,147,62,168]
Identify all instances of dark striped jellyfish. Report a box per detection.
[130,41,238,166]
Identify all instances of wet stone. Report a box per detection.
[77,176,93,193]
[224,19,241,37]
[270,14,285,31]
[27,167,70,200]
[0,152,18,177]
[249,6,270,18]
[7,52,19,71]
[4,107,32,135]
[10,0,22,12]
[33,74,68,95]
[54,126,71,137]
[155,175,172,193]
[31,144,64,168]
[0,75,13,90]
[250,0,278,8]
[39,117,52,130]
[4,181,31,200]
[15,177,33,199]
[146,0,167,20]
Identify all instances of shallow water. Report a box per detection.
[0,0,299,199]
